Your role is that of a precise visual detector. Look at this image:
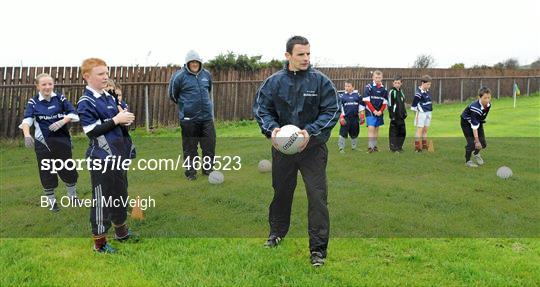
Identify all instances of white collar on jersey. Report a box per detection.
[479,100,491,110]
[86,86,111,98]
[38,92,57,102]
[372,81,384,88]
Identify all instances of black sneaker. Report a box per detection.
[187,174,197,181]
[115,229,140,243]
[373,146,379,152]
[310,251,325,267]
[264,235,282,248]
[93,242,117,254]
[50,202,60,212]
[366,148,374,154]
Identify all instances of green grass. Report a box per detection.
[126,93,540,138]
[1,238,538,286]
[1,95,539,286]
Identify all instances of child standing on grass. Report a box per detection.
[411,75,433,152]
[387,76,407,152]
[338,80,365,153]
[19,73,80,212]
[363,70,388,153]
[77,58,138,253]
[460,87,492,167]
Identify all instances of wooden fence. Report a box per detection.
[1,66,539,138]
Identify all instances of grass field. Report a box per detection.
[1,95,539,286]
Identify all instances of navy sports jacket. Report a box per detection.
[168,66,213,123]
[253,62,339,145]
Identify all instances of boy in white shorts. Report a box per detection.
[411,75,433,152]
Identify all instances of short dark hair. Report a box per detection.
[344,79,354,86]
[421,75,432,83]
[393,75,402,82]
[286,36,309,54]
[478,86,491,97]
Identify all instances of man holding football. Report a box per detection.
[253,35,339,267]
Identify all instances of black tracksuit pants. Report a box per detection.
[180,120,216,177]
[389,120,406,151]
[35,141,78,190]
[270,143,329,257]
[339,115,360,138]
[90,167,128,236]
[461,118,487,162]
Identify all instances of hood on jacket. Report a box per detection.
[184,50,203,74]
[185,50,202,65]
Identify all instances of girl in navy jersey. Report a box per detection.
[19,73,79,212]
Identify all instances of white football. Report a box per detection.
[496,166,513,179]
[275,125,304,155]
[258,159,272,173]
[208,171,224,184]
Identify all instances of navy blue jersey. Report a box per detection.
[411,87,433,112]
[339,91,364,117]
[461,100,491,129]
[363,82,388,117]
[19,92,78,150]
[77,87,135,160]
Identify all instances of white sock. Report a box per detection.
[66,183,77,198]
[338,136,346,150]
[369,138,376,149]
[351,138,357,149]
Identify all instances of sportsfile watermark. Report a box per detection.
[3,137,539,238]
[41,195,156,210]
[40,155,242,174]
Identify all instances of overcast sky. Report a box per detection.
[2,0,539,68]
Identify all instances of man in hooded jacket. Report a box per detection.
[169,50,215,180]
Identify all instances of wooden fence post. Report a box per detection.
[234,82,238,120]
[145,85,149,132]
[497,79,500,99]
[460,79,464,102]
[438,79,442,103]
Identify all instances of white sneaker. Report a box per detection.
[474,154,484,165]
[466,160,478,168]
[339,149,345,154]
